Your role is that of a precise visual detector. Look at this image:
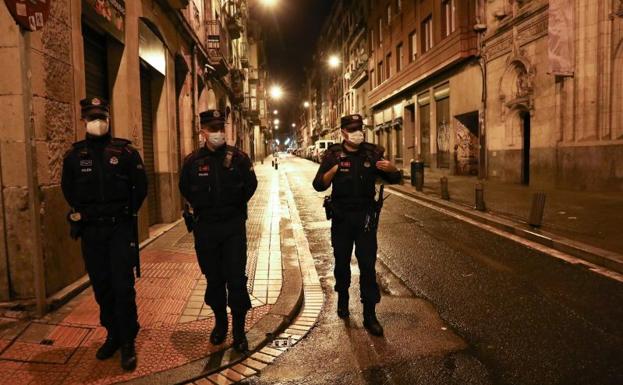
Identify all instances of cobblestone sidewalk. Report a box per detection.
[0,163,288,385]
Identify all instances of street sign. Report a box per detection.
[4,0,50,31]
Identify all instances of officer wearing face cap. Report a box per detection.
[179,109,258,352]
[60,97,147,370]
[313,114,401,336]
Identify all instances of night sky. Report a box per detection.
[254,0,333,140]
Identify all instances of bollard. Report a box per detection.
[271,160,274,167]
[474,183,486,211]
[411,160,424,191]
[274,160,278,170]
[440,177,450,200]
[528,192,546,227]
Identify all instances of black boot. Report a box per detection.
[232,312,248,352]
[95,335,120,360]
[337,291,350,318]
[210,310,228,345]
[120,341,137,371]
[363,303,384,336]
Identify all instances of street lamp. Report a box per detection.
[259,0,278,7]
[273,110,279,115]
[292,123,296,128]
[328,55,340,69]
[303,101,310,108]
[274,119,280,125]
[269,85,283,100]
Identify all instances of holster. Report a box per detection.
[183,205,195,233]
[323,196,333,220]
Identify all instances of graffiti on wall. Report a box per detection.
[454,120,478,176]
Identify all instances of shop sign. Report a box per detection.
[4,0,50,32]
[83,0,125,43]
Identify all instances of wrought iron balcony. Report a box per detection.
[205,20,230,77]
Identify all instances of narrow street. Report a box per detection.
[242,155,623,385]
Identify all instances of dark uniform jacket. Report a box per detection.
[61,134,148,219]
[313,141,402,210]
[179,145,257,222]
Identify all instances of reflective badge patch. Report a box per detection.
[109,156,119,165]
[137,164,144,170]
[80,159,93,167]
[339,161,351,168]
[364,160,371,168]
[81,168,92,173]
[198,164,210,177]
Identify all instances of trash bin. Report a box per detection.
[410,160,424,191]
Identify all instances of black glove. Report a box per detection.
[67,211,83,240]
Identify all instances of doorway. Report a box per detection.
[140,63,159,225]
[521,111,531,185]
[419,103,431,166]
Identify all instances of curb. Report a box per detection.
[388,185,623,276]
[0,219,185,319]
[119,175,305,385]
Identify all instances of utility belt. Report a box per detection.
[83,213,132,225]
[323,197,374,220]
[194,206,246,224]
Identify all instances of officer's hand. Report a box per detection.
[322,164,339,187]
[376,160,397,172]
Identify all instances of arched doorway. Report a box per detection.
[520,111,531,185]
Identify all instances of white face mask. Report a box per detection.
[86,119,109,136]
[207,132,226,147]
[347,130,364,145]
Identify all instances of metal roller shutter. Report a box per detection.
[140,64,158,225]
[83,24,109,100]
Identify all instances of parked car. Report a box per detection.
[306,145,315,160]
[313,140,334,162]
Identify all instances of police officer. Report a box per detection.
[179,110,258,352]
[61,97,147,370]
[313,114,401,336]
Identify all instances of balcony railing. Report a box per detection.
[224,0,244,40]
[205,20,230,77]
[248,67,259,83]
[349,60,369,89]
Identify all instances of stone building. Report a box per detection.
[0,0,261,311]
[484,0,623,191]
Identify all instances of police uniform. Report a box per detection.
[61,97,147,370]
[179,110,258,351]
[313,114,401,335]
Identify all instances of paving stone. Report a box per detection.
[231,363,257,377]
[208,373,233,385]
[251,351,277,363]
[242,357,268,371]
[220,368,246,382]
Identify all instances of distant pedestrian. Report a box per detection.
[179,110,258,352]
[313,114,401,336]
[61,97,147,371]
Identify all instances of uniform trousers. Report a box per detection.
[331,209,381,305]
[193,216,252,314]
[81,219,139,343]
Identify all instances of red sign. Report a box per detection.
[4,0,50,32]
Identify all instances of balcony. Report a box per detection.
[248,67,259,83]
[224,1,244,40]
[244,95,260,123]
[240,42,249,68]
[231,69,245,104]
[205,20,230,77]
[349,61,369,89]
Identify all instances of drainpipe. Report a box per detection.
[191,43,198,148]
[20,32,46,317]
[476,0,488,180]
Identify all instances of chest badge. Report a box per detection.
[109,156,119,165]
[364,160,371,168]
[80,159,93,167]
[198,164,210,176]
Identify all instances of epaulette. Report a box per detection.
[71,139,87,149]
[110,138,132,147]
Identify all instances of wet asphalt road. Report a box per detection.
[244,156,623,385]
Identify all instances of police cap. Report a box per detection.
[80,97,109,119]
[340,114,364,131]
[200,109,226,126]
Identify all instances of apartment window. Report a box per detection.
[370,29,375,52]
[378,18,383,44]
[422,15,433,52]
[442,0,457,37]
[396,43,403,72]
[387,5,392,25]
[409,31,417,62]
[396,0,402,12]
[370,69,375,89]
[386,53,391,79]
[377,61,383,85]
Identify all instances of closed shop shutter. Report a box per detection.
[140,64,158,225]
[83,24,109,100]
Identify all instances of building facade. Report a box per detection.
[0,0,265,310]
[300,0,621,191]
